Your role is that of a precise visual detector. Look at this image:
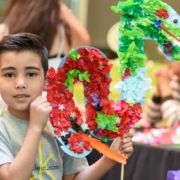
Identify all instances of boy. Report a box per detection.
[0,33,133,180]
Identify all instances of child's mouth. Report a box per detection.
[14,94,29,100]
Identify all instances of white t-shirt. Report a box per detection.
[0,110,88,179]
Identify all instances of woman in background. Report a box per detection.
[0,0,90,60]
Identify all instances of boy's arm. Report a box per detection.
[0,126,42,180]
[0,96,52,180]
[64,156,116,180]
[63,132,133,180]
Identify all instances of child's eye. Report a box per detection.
[27,73,37,77]
[5,73,14,78]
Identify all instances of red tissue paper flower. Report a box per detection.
[46,47,143,145]
[156,9,169,19]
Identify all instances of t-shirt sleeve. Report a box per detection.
[63,152,89,176]
[0,121,14,165]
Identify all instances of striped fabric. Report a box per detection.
[144,75,180,127]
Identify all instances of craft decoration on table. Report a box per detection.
[46,0,180,164]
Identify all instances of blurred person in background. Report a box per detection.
[144,57,180,128]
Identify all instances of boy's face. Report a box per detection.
[0,51,45,118]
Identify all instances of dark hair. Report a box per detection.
[0,33,49,77]
[4,0,71,52]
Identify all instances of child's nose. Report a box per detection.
[15,76,27,89]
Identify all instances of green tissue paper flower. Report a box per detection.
[119,36,144,54]
[118,42,146,75]
[64,69,90,92]
[96,112,119,132]
[69,49,81,60]
[142,0,168,13]
[100,136,110,143]
[119,26,145,39]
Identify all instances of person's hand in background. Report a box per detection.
[154,68,173,98]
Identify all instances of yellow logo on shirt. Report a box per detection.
[30,142,56,180]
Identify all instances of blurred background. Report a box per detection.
[63,0,179,61]
[0,0,179,106]
[1,0,179,60]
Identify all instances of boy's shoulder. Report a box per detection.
[0,110,16,133]
[0,96,7,113]
[0,110,7,125]
[0,110,26,147]
[0,110,8,135]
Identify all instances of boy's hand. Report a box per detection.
[29,96,52,132]
[121,132,134,157]
[110,132,133,158]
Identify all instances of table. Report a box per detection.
[86,143,180,180]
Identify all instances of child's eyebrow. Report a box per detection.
[25,67,41,71]
[1,67,16,71]
[1,66,41,71]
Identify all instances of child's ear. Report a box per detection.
[43,86,46,91]
[43,82,46,91]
